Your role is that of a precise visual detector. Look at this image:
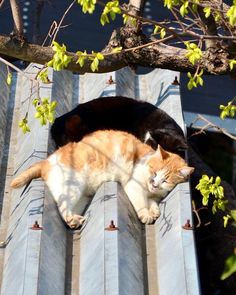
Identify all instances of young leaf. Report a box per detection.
[230,210,236,222]
[38,68,50,83]
[112,47,123,53]
[18,117,30,134]
[77,0,96,14]
[160,28,166,39]
[223,214,231,228]
[203,7,211,18]
[7,72,12,85]
[221,253,236,280]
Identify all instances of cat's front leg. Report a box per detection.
[124,182,154,225]
[148,199,161,220]
[137,208,155,224]
[66,215,86,229]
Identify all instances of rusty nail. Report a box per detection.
[105,220,119,231]
[30,220,43,230]
[172,76,180,85]
[107,76,115,85]
[182,219,193,230]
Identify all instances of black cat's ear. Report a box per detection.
[178,166,194,179]
[156,145,169,160]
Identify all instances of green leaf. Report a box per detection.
[100,13,109,25]
[203,7,211,18]
[32,98,39,107]
[18,117,30,134]
[34,112,41,119]
[185,42,202,65]
[223,214,231,227]
[229,59,236,71]
[47,41,72,71]
[38,68,50,83]
[122,14,137,26]
[221,253,236,280]
[214,12,221,22]
[154,25,160,34]
[91,57,99,72]
[112,46,123,53]
[77,0,96,14]
[96,52,104,60]
[227,4,236,26]
[164,0,174,9]
[47,112,55,123]
[230,210,236,222]
[100,1,121,25]
[160,28,166,39]
[49,101,57,110]
[76,50,87,67]
[180,2,188,17]
[7,72,12,85]
[187,79,193,90]
[215,176,221,186]
[196,174,225,211]
[219,100,236,119]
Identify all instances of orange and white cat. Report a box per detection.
[11,130,194,228]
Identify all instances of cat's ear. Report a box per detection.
[156,145,169,160]
[178,166,194,179]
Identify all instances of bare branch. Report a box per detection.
[190,114,236,140]
[51,0,76,45]
[128,0,146,16]
[0,0,5,9]
[198,7,218,50]
[9,0,24,36]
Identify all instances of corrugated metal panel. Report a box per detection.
[0,65,200,295]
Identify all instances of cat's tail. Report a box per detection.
[10,161,43,188]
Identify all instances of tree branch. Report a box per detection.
[0,35,126,73]
[0,25,231,75]
[9,0,24,36]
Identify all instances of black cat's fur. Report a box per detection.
[51,96,188,154]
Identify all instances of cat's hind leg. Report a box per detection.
[56,193,88,229]
[46,165,89,229]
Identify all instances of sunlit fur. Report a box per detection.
[11,130,194,228]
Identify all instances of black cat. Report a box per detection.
[51,96,188,154]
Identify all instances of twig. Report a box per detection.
[190,114,236,140]
[192,200,211,228]
[51,0,76,45]
[170,8,186,32]
[0,0,5,9]
[0,56,38,86]
[9,0,24,35]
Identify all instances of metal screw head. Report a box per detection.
[172,76,180,85]
[182,219,193,230]
[107,76,115,85]
[105,220,119,231]
[30,220,43,230]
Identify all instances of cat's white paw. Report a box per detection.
[138,208,154,224]
[66,214,86,229]
[149,203,161,220]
